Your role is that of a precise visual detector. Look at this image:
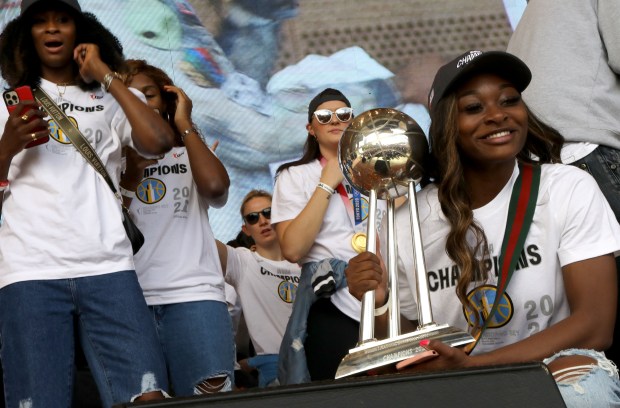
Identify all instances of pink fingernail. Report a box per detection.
[419,339,430,347]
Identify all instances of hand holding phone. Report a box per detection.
[3,86,49,148]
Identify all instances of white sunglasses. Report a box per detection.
[313,107,353,124]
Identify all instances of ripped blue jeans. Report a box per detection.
[0,272,169,408]
[544,348,620,407]
[149,300,234,397]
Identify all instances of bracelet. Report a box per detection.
[119,185,136,199]
[374,292,391,316]
[317,182,336,196]
[102,71,122,92]
[180,125,200,143]
[0,180,8,192]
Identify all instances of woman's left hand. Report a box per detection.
[73,43,108,84]
[163,85,193,131]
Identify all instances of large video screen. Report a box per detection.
[0,0,526,242]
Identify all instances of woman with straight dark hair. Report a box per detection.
[272,88,386,384]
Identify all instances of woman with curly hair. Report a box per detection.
[0,0,174,406]
[120,59,234,397]
[346,50,620,406]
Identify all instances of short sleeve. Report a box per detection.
[271,166,314,225]
[555,167,620,266]
[225,246,244,286]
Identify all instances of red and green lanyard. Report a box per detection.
[465,162,541,354]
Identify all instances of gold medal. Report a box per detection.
[351,232,367,253]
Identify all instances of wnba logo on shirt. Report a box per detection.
[136,178,167,204]
[278,281,297,303]
[47,117,77,144]
[464,285,514,328]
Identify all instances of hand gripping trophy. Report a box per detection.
[335,108,474,379]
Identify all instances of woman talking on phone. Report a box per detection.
[120,59,234,397]
[0,0,174,406]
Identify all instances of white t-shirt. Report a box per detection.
[271,159,386,321]
[0,79,142,287]
[225,246,301,355]
[395,163,620,355]
[130,146,226,305]
[225,282,242,337]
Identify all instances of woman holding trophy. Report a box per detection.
[346,50,620,406]
[271,88,386,383]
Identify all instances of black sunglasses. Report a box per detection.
[243,207,272,225]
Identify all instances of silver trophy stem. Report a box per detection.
[358,188,378,345]
[387,198,400,338]
[408,181,434,327]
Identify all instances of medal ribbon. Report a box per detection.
[319,157,364,230]
[464,163,541,354]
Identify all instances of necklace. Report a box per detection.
[56,83,69,103]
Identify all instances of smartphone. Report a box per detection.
[3,86,49,148]
[395,349,439,370]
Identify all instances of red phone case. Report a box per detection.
[3,86,49,148]
[395,350,439,370]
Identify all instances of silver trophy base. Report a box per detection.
[335,324,475,379]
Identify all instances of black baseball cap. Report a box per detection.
[21,0,82,15]
[308,88,351,123]
[428,50,531,110]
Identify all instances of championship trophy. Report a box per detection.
[335,108,474,379]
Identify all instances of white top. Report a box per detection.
[395,163,620,354]
[225,246,301,355]
[271,159,386,321]
[131,146,226,305]
[225,282,242,337]
[0,79,142,287]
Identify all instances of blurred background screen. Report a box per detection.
[0,0,526,242]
